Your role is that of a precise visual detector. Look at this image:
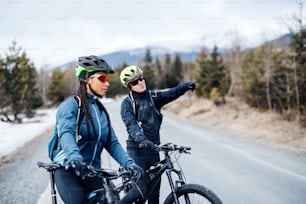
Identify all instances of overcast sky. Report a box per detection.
[0,0,302,68]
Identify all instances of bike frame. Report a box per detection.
[143,149,186,203]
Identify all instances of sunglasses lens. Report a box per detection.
[98,75,109,83]
[131,80,139,86]
[131,76,144,86]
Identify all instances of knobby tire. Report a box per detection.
[163,183,223,204]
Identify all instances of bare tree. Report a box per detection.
[223,31,244,96]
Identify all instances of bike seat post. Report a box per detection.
[48,170,58,204]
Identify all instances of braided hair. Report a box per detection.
[77,83,112,147]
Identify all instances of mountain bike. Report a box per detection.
[37,143,223,204]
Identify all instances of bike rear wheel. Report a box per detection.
[164,183,223,204]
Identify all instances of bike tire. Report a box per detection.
[163,183,223,204]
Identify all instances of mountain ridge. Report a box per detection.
[54,33,291,70]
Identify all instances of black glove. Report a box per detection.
[65,158,86,177]
[187,81,196,91]
[128,163,144,180]
[139,140,157,151]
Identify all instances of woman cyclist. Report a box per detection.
[51,56,143,204]
[119,65,196,203]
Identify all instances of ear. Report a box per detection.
[86,77,93,85]
[79,78,87,84]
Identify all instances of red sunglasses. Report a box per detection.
[90,74,109,83]
[130,76,144,86]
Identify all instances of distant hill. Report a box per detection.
[55,46,199,70]
[54,33,292,70]
[267,33,292,50]
[101,46,199,68]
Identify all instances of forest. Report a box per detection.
[0,19,305,127]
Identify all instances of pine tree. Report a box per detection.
[108,63,128,97]
[0,55,11,114]
[195,46,229,99]
[142,49,155,89]
[171,54,183,85]
[3,41,42,122]
[159,53,172,89]
[154,58,162,88]
[47,68,65,105]
[195,48,210,97]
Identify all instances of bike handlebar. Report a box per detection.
[36,161,134,180]
[84,165,134,180]
[157,143,191,153]
[138,142,191,153]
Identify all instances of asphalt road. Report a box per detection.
[0,127,53,204]
[1,99,306,204]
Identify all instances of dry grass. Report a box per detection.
[163,94,306,154]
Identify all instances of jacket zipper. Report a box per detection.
[89,102,101,166]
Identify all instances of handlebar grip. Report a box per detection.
[138,143,146,149]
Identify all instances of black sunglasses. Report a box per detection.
[130,76,144,86]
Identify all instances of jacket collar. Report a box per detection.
[132,90,148,99]
[86,93,98,104]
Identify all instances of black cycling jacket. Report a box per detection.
[120,82,191,148]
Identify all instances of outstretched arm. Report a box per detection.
[156,81,196,108]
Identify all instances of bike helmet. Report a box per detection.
[120,65,143,87]
[75,55,114,80]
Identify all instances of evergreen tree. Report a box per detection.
[195,46,229,99]
[269,50,295,113]
[142,49,155,89]
[159,53,173,89]
[195,49,210,97]
[291,28,306,121]
[171,54,183,85]
[0,55,11,114]
[210,46,230,97]
[3,41,42,122]
[154,58,163,88]
[61,67,79,97]
[241,49,267,108]
[108,63,128,97]
[47,68,65,105]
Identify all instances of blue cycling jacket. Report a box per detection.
[121,82,191,147]
[53,93,135,169]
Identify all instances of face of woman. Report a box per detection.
[86,72,110,96]
[130,75,146,93]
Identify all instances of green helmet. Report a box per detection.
[120,65,143,87]
[75,55,114,79]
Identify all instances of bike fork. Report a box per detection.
[166,170,180,204]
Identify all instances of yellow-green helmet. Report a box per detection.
[120,65,143,87]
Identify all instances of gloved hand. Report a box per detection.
[65,158,86,177]
[187,81,196,91]
[139,140,157,151]
[128,163,144,180]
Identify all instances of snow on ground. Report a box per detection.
[0,108,57,158]
[0,98,114,159]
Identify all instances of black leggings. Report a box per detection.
[120,148,161,204]
[54,167,103,204]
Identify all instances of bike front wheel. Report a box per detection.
[164,183,223,204]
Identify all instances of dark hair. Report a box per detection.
[77,84,111,146]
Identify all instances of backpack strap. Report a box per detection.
[128,91,142,127]
[128,91,137,117]
[149,90,162,117]
[128,91,162,127]
[73,95,83,142]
